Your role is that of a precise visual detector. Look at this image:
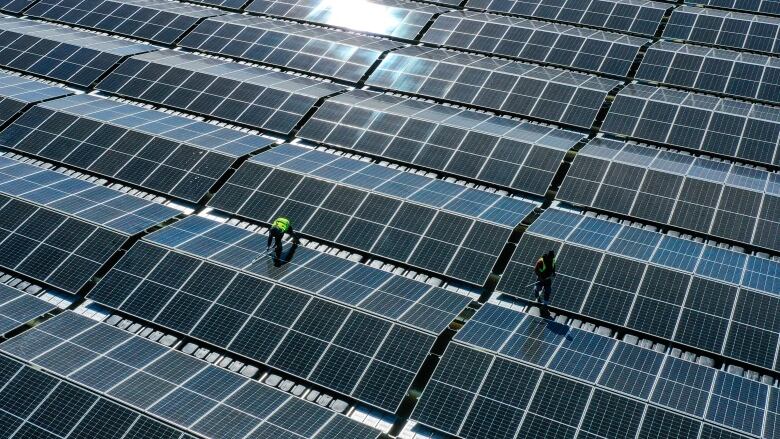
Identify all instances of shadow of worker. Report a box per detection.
[274,241,299,267]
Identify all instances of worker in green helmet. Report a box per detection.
[266,216,298,261]
[533,250,556,308]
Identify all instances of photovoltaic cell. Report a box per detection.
[497,207,780,370]
[0,284,56,335]
[0,311,382,439]
[685,0,780,16]
[26,0,223,44]
[367,46,620,129]
[423,11,650,77]
[88,216,467,410]
[558,138,780,252]
[299,89,584,196]
[97,50,346,135]
[0,16,157,87]
[209,144,534,284]
[246,0,445,40]
[0,94,275,202]
[0,72,71,126]
[0,155,178,293]
[0,354,197,439]
[665,6,780,56]
[602,83,780,167]
[466,0,671,36]
[636,41,780,105]
[180,15,402,83]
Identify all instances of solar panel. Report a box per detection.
[422,11,650,77]
[180,15,403,83]
[0,71,71,126]
[497,207,780,370]
[209,144,536,284]
[413,302,771,439]
[0,155,179,292]
[0,94,275,202]
[0,284,56,335]
[87,215,468,410]
[299,89,585,196]
[0,17,157,87]
[26,0,224,45]
[602,83,780,167]
[0,311,382,439]
[636,41,780,105]
[366,46,620,129]
[686,0,780,16]
[466,0,671,36]
[97,50,346,135]
[665,6,780,56]
[558,138,780,252]
[0,354,198,439]
[245,0,446,40]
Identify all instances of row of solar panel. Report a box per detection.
[0,312,382,439]
[498,208,780,371]
[560,138,780,252]
[412,302,779,439]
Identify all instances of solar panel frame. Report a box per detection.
[0,94,275,202]
[0,311,382,439]
[299,89,585,196]
[367,46,621,129]
[25,0,224,45]
[0,284,56,336]
[685,0,780,16]
[423,11,651,77]
[97,50,347,135]
[180,14,403,83]
[0,72,72,126]
[0,17,158,87]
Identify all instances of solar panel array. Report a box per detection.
[26,0,224,44]
[498,207,780,371]
[367,46,621,129]
[558,138,780,252]
[0,94,275,202]
[0,0,779,436]
[0,71,71,125]
[180,15,403,83]
[413,302,777,439]
[97,50,346,135]
[0,311,382,438]
[0,16,157,87]
[0,354,200,439]
[298,89,586,196]
[209,144,536,284]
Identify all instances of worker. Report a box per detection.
[266,216,298,261]
[533,250,556,308]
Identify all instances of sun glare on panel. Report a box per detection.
[313,0,401,35]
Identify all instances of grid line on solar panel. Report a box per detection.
[414,302,772,439]
[636,41,780,105]
[366,46,621,129]
[422,11,651,77]
[465,0,672,36]
[0,311,382,439]
[298,89,586,196]
[180,14,403,83]
[208,144,534,285]
[602,83,780,167]
[0,94,276,203]
[0,16,158,87]
[558,137,780,253]
[245,0,446,40]
[87,231,445,411]
[0,71,72,127]
[0,353,199,439]
[665,6,780,56]
[0,284,56,336]
[497,207,780,370]
[25,0,224,45]
[685,0,780,17]
[97,50,347,135]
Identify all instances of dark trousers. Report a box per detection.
[534,278,552,305]
[269,229,283,259]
